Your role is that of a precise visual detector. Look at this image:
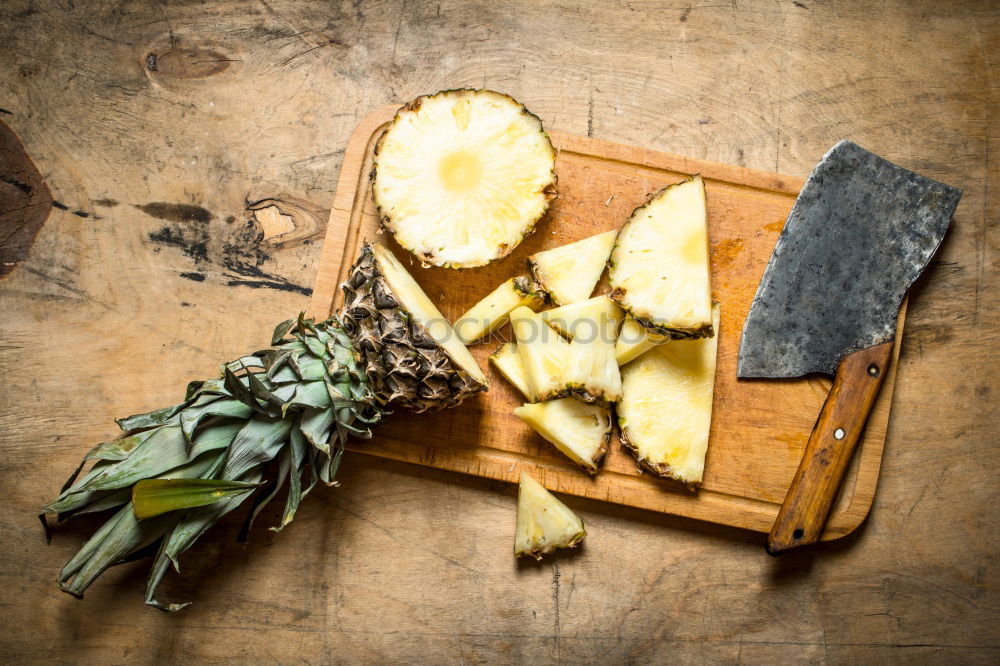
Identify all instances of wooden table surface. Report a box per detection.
[0,1,996,663]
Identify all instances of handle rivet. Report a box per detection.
[867,364,880,377]
[834,428,845,440]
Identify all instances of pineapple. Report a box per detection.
[615,316,668,366]
[509,306,569,402]
[454,276,546,344]
[559,301,622,405]
[540,295,623,341]
[514,398,612,474]
[489,342,531,401]
[618,305,721,486]
[372,90,557,268]
[527,230,617,305]
[43,242,487,611]
[609,175,713,338]
[514,471,586,559]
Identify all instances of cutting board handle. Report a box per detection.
[767,341,895,554]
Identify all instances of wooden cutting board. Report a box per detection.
[308,106,904,540]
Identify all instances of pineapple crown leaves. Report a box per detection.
[42,314,386,612]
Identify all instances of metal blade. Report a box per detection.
[737,140,961,379]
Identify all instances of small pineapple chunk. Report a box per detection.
[455,277,545,344]
[489,342,531,400]
[615,316,669,366]
[514,471,586,560]
[560,304,622,405]
[510,306,569,402]
[618,304,720,485]
[528,230,618,305]
[541,296,623,340]
[514,398,611,474]
[609,175,713,338]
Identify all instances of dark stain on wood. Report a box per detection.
[0,119,52,278]
[92,198,118,207]
[135,202,214,224]
[142,201,311,295]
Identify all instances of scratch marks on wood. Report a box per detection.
[552,562,561,661]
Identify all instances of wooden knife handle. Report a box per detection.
[767,341,894,554]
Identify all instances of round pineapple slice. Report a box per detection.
[372,89,557,268]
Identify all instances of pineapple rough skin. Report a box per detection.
[340,243,488,411]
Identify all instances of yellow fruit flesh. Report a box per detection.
[510,306,569,402]
[618,305,720,485]
[455,277,544,344]
[609,176,713,336]
[373,90,556,268]
[489,342,531,400]
[528,230,618,305]
[615,317,669,366]
[514,471,586,560]
[541,296,623,340]
[513,398,611,473]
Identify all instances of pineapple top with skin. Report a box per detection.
[373,90,557,268]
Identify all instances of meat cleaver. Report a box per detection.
[737,140,961,554]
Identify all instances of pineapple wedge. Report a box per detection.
[510,306,569,402]
[528,230,618,305]
[514,398,611,474]
[618,304,721,485]
[540,296,623,341]
[560,303,622,405]
[609,175,713,338]
[514,471,586,560]
[615,316,669,366]
[489,342,531,400]
[455,277,545,344]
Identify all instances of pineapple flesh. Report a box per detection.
[455,276,545,344]
[509,306,569,402]
[618,305,721,485]
[372,89,557,268]
[541,295,623,341]
[528,230,618,305]
[609,175,713,338]
[489,342,531,400]
[514,398,612,474]
[559,301,622,405]
[514,471,586,560]
[46,242,488,610]
[615,316,669,366]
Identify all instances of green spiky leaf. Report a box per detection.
[132,479,262,520]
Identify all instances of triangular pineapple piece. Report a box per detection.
[615,316,669,366]
[528,230,617,305]
[541,296,623,340]
[514,471,586,560]
[609,175,713,338]
[560,307,622,405]
[618,304,720,486]
[514,398,611,474]
[455,277,545,344]
[510,306,569,402]
[489,342,531,400]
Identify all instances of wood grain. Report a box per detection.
[309,105,905,540]
[768,341,895,553]
[0,1,996,664]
